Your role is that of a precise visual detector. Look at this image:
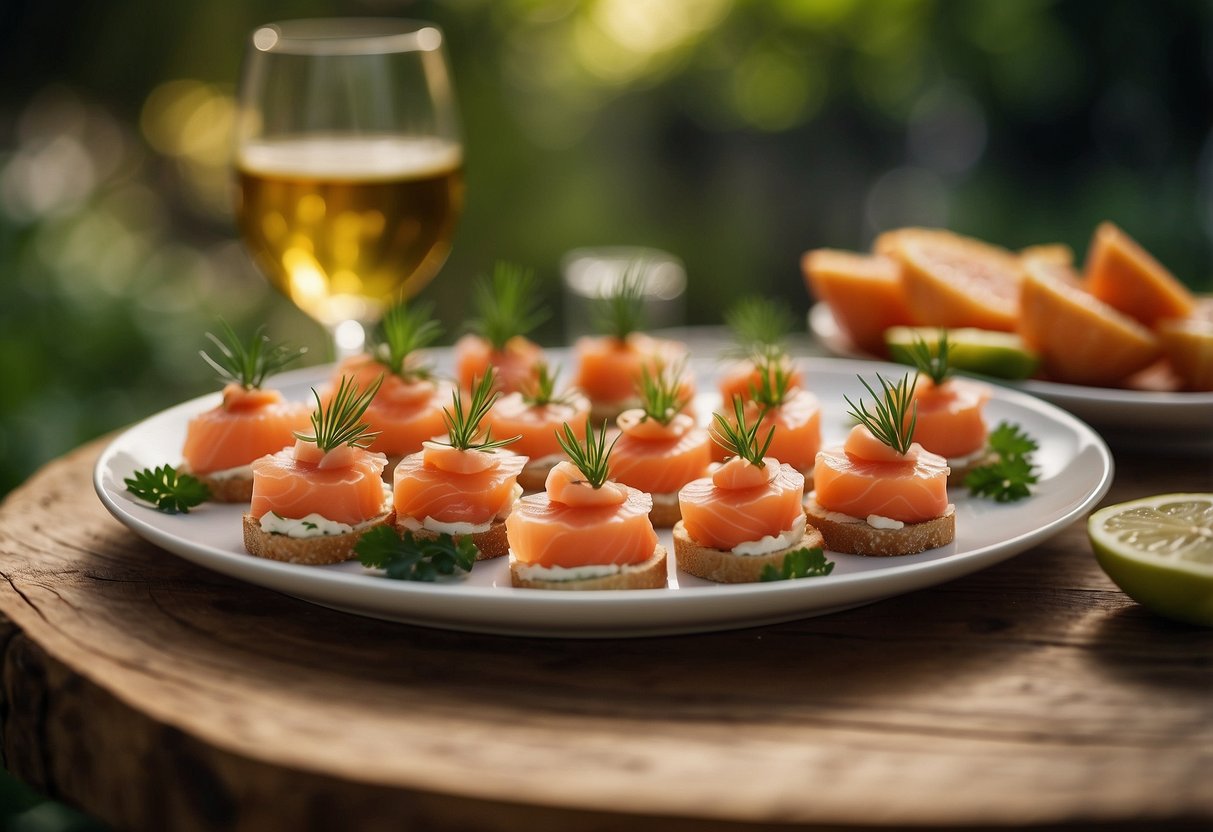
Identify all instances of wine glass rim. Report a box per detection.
[250,18,446,55]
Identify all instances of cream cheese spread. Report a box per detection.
[732,514,807,556]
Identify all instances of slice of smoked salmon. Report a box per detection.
[486,392,590,460]
[678,462,804,551]
[182,384,311,475]
[909,376,989,459]
[717,356,804,404]
[249,441,388,526]
[506,485,657,568]
[709,389,822,470]
[454,333,545,394]
[573,333,690,407]
[813,426,949,524]
[393,448,527,525]
[326,357,452,457]
[608,413,711,495]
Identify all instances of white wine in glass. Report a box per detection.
[234,19,464,358]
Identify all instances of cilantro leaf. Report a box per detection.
[356,526,477,582]
[965,421,1039,502]
[124,464,211,514]
[760,547,835,581]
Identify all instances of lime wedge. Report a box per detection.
[1088,493,1213,627]
[885,326,1040,379]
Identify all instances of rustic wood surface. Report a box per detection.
[0,437,1209,832]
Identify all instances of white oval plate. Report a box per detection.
[809,303,1213,439]
[94,355,1112,638]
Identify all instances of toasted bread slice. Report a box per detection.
[242,510,394,565]
[517,457,563,493]
[189,469,254,503]
[673,522,825,583]
[509,545,668,590]
[804,498,955,556]
[399,517,511,561]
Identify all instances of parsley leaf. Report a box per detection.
[356,526,477,582]
[965,421,1039,502]
[124,465,211,514]
[760,547,835,581]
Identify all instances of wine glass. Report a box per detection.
[234,18,464,359]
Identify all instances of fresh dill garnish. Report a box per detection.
[468,261,549,351]
[593,262,647,340]
[711,396,775,466]
[124,464,210,514]
[844,373,918,456]
[356,526,477,581]
[965,422,1040,502]
[296,374,383,453]
[724,296,794,359]
[521,363,577,408]
[373,299,442,379]
[440,369,520,452]
[556,418,618,489]
[759,547,834,581]
[906,329,952,386]
[637,362,689,426]
[747,352,794,411]
[200,321,306,390]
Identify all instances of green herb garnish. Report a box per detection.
[724,296,794,359]
[124,464,211,514]
[747,352,794,411]
[711,396,775,466]
[441,369,519,452]
[200,321,306,390]
[556,418,618,489]
[965,421,1040,502]
[468,261,548,351]
[296,374,383,453]
[521,363,576,408]
[759,547,835,581]
[906,329,952,386]
[374,299,442,379]
[356,525,477,581]
[594,262,647,340]
[637,362,689,426]
[845,373,918,456]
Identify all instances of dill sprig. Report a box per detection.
[296,374,383,453]
[724,296,794,359]
[374,299,442,379]
[441,369,519,452]
[200,321,306,390]
[556,419,618,489]
[906,329,952,386]
[521,363,576,408]
[594,262,647,340]
[711,396,775,467]
[468,261,548,350]
[747,352,794,410]
[844,373,918,456]
[637,362,689,426]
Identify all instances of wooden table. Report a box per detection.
[0,437,1209,832]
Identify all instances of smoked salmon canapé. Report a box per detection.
[243,375,394,566]
[484,363,591,492]
[454,262,549,394]
[393,371,527,561]
[606,366,711,527]
[898,331,993,482]
[674,398,826,584]
[325,301,454,477]
[806,373,955,557]
[717,296,805,404]
[180,323,310,502]
[506,421,667,591]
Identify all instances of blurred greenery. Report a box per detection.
[0,0,1211,827]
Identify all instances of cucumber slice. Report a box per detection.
[885,326,1040,380]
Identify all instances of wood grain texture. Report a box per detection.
[0,438,1210,832]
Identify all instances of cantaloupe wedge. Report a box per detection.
[1020,260,1160,387]
[1157,298,1213,391]
[1020,243,1074,267]
[882,229,1024,332]
[801,249,911,356]
[1083,222,1195,327]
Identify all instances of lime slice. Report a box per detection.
[885,326,1040,379]
[1088,493,1213,627]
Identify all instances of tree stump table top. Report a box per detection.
[0,437,1209,832]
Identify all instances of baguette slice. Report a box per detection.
[510,545,668,590]
[188,468,254,503]
[243,510,395,565]
[517,457,564,493]
[804,497,955,556]
[648,492,682,528]
[673,522,825,584]
[398,517,511,561]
